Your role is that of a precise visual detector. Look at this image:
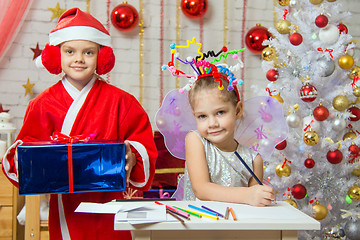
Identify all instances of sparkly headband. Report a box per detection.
[161,37,245,100]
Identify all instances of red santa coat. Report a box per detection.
[2,78,157,239]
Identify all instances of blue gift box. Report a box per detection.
[18,141,126,195]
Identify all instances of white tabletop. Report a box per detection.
[114,200,320,231]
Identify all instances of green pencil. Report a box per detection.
[173,206,202,218]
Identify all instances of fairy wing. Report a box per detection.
[156,90,288,161]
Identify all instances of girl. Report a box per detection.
[183,74,275,207]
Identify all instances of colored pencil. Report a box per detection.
[166,208,190,221]
[229,207,237,221]
[225,207,230,220]
[234,151,263,185]
[155,201,190,218]
[188,204,218,216]
[182,207,219,220]
[166,209,186,222]
[201,205,224,218]
[173,206,202,218]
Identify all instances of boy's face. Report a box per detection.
[60,40,99,90]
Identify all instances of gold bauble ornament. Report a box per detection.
[338,54,354,69]
[272,93,284,103]
[284,196,298,208]
[348,183,360,201]
[312,201,327,220]
[303,130,319,146]
[275,163,291,177]
[278,0,290,6]
[353,87,360,97]
[275,19,291,34]
[262,47,277,61]
[352,165,360,177]
[332,95,349,111]
[309,0,324,4]
[343,130,357,140]
[348,65,360,80]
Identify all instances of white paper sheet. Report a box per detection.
[115,204,169,224]
[75,202,123,214]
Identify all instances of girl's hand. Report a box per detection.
[124,140,136,187]
[247,184,275,207]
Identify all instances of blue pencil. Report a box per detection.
[188,204,218,216]
[234,151,263,185]
[201,205,224,218]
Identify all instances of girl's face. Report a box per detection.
[192,88,243,152]
[60,40,99,90]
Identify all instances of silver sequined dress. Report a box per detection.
[183,131,256,200]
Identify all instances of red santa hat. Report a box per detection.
[39,8,115,75]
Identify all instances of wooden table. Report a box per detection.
[114,201,320,240]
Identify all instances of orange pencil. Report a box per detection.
[225,207,230,220]
[229,207,237,221]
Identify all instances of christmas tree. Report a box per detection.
[259,0,360,239]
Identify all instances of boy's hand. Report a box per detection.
[124,140,136,187]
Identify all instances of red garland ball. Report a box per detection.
[181,0,208,19]
[289,32,303,46]
[338,23,348,34]
[291,184,307,199]
[300,83,317,102]
[266,69,279,81]
[111,3,139,31]
[304,158,315,168]
[315,14,328,28]
[326,149,343,164]
[313,105,329,121]
[349,144,360,155]
[245,25,272,54]
[348,106,360,121]
[275,140,287,150]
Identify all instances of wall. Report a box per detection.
[0,0,359,131]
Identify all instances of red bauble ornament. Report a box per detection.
[348,106,360,121]
[349,144,360,155]
[111,3,139,31]
[338,23,348,34]
[266,69,279,81]
[313,105,329,121]
[181,0,208,19]
[291,184,307,199]
[289,32,303,46]
[245,24,272,54]
[326,149,343,164]
[275,140,287,150]
[300,83,317,102]
[315,14,328,28]
[304,158,315,168]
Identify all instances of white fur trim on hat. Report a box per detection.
[49,26,112,47]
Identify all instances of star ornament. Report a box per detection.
[30,43,42,60]
[48,2,66,21]
[23,78,35,97]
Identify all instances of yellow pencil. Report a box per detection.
[179,207,219,220]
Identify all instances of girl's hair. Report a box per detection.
[189,76,239,108]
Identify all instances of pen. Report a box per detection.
[234,151,263,185]
[173,206,202,218]
[166,209,186,222]
[201,205,224,218]
[188,204,218,216]
[229,207,237,221]
[225,207,230,220]
[155,201,190,218]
